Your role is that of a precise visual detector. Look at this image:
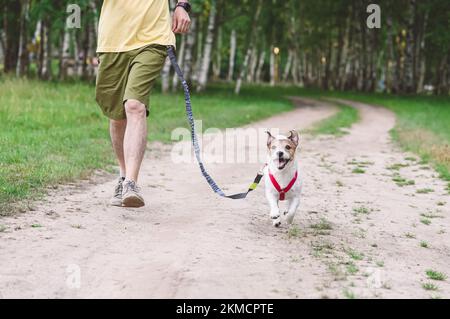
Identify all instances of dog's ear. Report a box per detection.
[288,130,299,146]
[266,131,275,148]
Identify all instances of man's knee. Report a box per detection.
[124,99,146,116]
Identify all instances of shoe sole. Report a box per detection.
[110,199,122,207]
[122,195,145,208]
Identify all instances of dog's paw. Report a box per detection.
[272,217,281,227]
[286,213,295,225]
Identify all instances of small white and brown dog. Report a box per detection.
[264,130,302,227]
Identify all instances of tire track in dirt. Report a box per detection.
[0,98,448,299]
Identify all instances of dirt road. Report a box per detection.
[0,98,449,299]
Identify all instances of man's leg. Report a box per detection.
[108,119,127,206]
[123,99,148,182]
[110,119,127,178]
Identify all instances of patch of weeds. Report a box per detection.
[343,288,356,299]
[426,270,447,281]
[422,282,439,291]
[416,188,434,194]
[352,206,371,216]
[376,260,384,267]
[420,212,442,219]
[430,295,442,299]
[347,249,364,261]
[71,224,83,229]
[31,224,42,228]
[405,232,416,239]
[311,240,334,256]
[288,225,301,238]
[387,163,409,171]
[327,262,347,281]
[420,241,429,248]
[310,218,333,231]
[352,168,365,174]
[0,225,7,233]
[405,157,417,162]
[392,174,415,187]
[336,180,344,187]
[437,201,446,206]
[346,262,359,275]
[420,218,431,225]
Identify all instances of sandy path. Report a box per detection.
[0,98,449,299]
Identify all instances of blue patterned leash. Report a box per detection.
[167,46,264,199]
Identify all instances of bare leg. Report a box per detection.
[109,119,127,177]
[124,99,147,182]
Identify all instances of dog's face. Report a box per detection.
[266,130,299,170]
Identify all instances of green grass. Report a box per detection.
[416,188,434,194]
[420,241,429,248]
[422,282,439,291]
[347,249,364,261]
[310,218,333,231]
[309,102,359,136]
[425,270,447,281]
[0,78,293,214]
[352,168,365,174]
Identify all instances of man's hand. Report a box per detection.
[172,6,191,34]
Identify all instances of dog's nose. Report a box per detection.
[277,151,284,158]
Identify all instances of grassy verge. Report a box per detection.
[308,102,359,136]
[0,78,293,215]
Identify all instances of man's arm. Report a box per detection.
[172,1,191,34]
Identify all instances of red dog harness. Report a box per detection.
[268,170,298,201]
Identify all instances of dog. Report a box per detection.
[264,130,302,227]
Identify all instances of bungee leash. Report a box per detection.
[167,45,264,199]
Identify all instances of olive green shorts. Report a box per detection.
[95,44,168,120]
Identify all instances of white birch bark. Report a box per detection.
[255,50,265,83]
[282,49,293,82]
[227,29,236,82]
[183,15,196,82]
[196,0,217,92]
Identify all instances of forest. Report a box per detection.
[1,0,449,95]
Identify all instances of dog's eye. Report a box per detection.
[285,145,292,150]
[271,145,276,150]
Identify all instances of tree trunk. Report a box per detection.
[3,0,21,73]
[59,14,71,80]
[247,47,258,83]
[16,0,30,77]
[40,18,52,80]
[227,29,236,82]
[403,0,417,93]
[172,34,186,90]
[197,0,217,92]
[182,15,196,84]
[416,11,428,93]
[212,26,222,80]
[234,0,262,94]
[282,49,293,82]
[234,47,251,94]
[269,46,275,86]
[255,50,265,83]
[161,0,176,93]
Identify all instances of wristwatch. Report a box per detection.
[176,2,191,13]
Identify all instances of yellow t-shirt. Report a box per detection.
[97,0,176,53]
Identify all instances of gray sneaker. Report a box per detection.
[122,180,145,208]
[110,177,125,206]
